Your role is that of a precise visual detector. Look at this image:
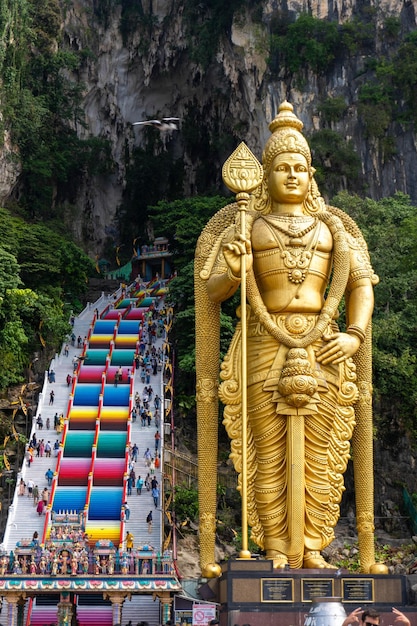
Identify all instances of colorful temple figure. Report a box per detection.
[100,557,107,574]
[60,550,70,574]
[120,554,129,575]
[108,554,115,575]
[39,556,47,575]
[0,555,8,575]
[195,101,384,575]
[71,554,79,576]
[51,555,59,576]
[82,554,89,574]
[30,558,37,575]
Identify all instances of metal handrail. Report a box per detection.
[164,446,237,489]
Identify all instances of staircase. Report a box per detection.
[2,286,172,626]
[77,595,113,626]
[29,595,60,626]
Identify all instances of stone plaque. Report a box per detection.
[261,578,294,603]
[301,578,335,602]
[342,578,374,603]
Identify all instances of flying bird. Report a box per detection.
[132,117,180,131]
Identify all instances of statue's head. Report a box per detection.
[262,101,312,175]
[254,101,324,215]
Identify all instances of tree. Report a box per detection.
[269,14,341,79]
[149,196,231,271]
[0,320,28,387]
[310,130,363,197]
[148,196,236,439]
[0,248,21,298]
[0,205,94,389]
[333,191,417,441]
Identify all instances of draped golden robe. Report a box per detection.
[219,309,358,568]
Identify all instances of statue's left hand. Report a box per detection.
[316,332,361,365]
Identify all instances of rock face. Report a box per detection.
[0,131,21,205]
[2,0,417,249]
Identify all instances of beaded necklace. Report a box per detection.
[262,216,319,284]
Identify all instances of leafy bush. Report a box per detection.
[340,18,375,54]
[309,129,362,196]
[269,14,340,79]
[383,16,401,40]
[318,97,348,125]
[0,206,94,389]
[183,0,249,69]
[173,484,199,522]
[333,192,417,442]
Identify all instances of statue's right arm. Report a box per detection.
[206,235,253,304]
[206,255,241,304]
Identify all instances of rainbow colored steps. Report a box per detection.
[48,296,148,546]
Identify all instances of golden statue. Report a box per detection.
[195,101,385,576]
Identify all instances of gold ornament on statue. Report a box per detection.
[277,348,319,408]
[222,142,263,196]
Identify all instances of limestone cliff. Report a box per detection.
[3,0,417,250]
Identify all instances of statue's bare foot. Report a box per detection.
[303,551,336,569]
[266,550,288,569]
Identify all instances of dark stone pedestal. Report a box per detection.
[205,559,417,626]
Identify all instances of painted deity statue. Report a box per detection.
[195,101,384,575]
[108,554,115,575]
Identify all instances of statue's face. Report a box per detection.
[268,152,311,204]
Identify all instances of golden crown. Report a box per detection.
[262,101,311,171]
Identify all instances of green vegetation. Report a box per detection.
[309,130,362,197]
[1,0,113,220]
[172,484,199,522]
[149,196,230,270]
[171,482,253,550]
[266,10,417,138]
[0,206,94,389]
[269,14,340,79]
[267,12,375,80]
[183,0,263,69]
[339,16,375,55]
[318,97,348,126]
[383,16,401,40]
[334,192,417,442]
[333,540,415,571]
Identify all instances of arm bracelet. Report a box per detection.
[227,267,241,284]
[347,324,366,343]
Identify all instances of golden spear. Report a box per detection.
[222,143,263,558]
